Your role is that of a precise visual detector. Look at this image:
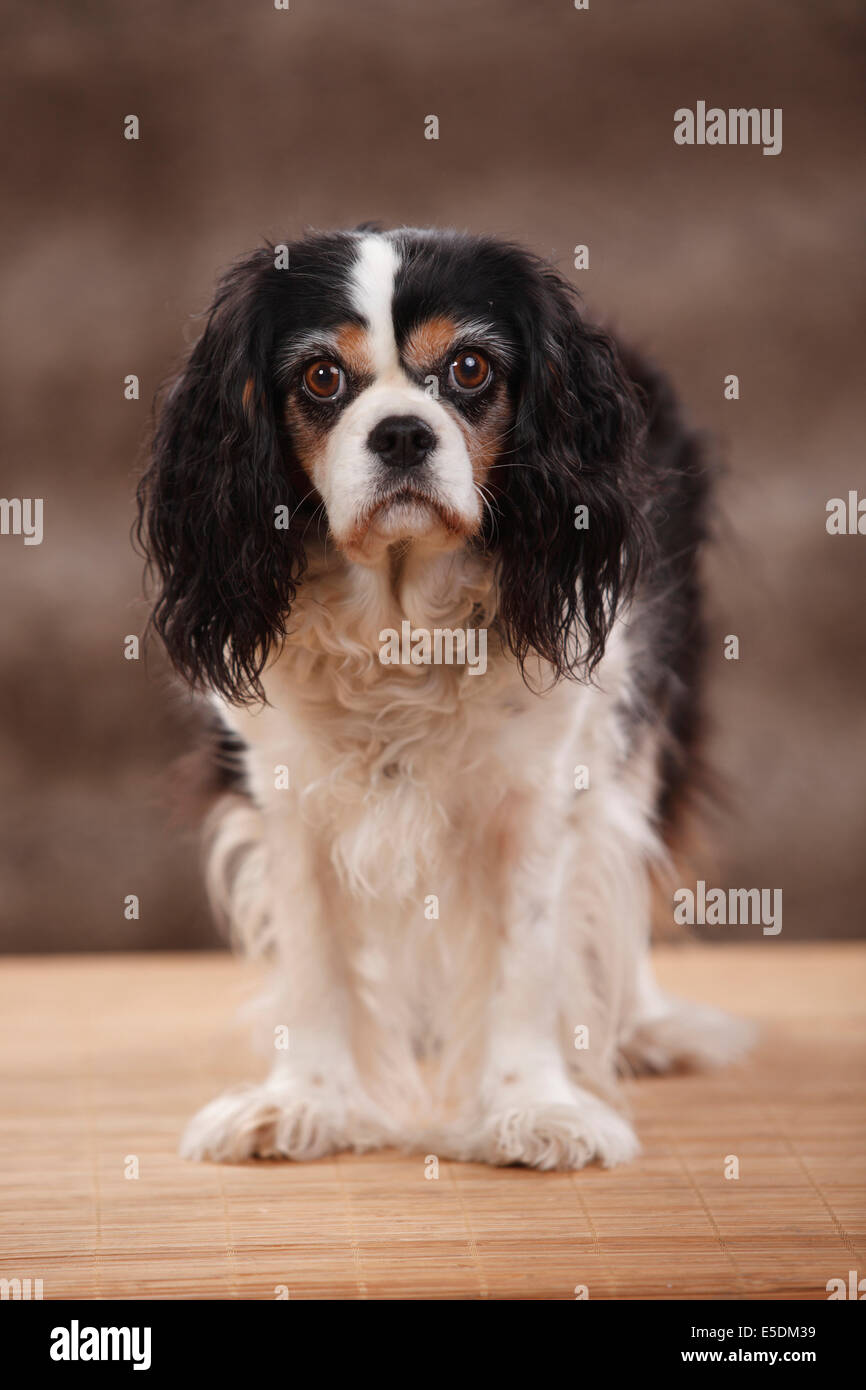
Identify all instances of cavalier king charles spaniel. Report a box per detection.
[137,225,750,1171]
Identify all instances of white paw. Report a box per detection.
[618,997,756,1076]
[453,1092,639,1171]
[179,1080,389,1163]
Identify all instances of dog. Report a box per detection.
[137,225,751,1170]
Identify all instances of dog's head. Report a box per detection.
[138,227,646,702]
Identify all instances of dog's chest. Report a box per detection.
[234,645,545,801]
[218,597,633,899]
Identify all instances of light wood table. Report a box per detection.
[1,945,863,1300]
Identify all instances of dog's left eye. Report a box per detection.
[448,350,491,394]
[302,360,345,400]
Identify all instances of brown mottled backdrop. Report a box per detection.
[0,0,863,950]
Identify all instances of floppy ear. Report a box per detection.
[137,250,306,704]
[492,267,648,681]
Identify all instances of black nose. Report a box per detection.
[367,415,436,469]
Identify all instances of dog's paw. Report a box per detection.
[618,997,756,1076]
[452,1092,639,1171]
[179,1080,389,1163]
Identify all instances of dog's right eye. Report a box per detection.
[302,360,345,401]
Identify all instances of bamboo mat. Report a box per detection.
[0,945,863,1300]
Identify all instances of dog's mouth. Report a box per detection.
[362,485,468,540]
[334,478,481,564]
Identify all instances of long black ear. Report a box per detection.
[136,250,306,704]
[492,265,648,681]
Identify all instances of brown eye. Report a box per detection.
[303,360,344,400]
[448,349,491,393]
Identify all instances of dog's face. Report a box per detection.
[278,234,516,564]
[139,227,645,702]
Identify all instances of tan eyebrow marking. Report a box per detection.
[333,322,375,377]
[402,315,460,372]
[242,376,256,414]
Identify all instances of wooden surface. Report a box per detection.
[1,945,863,1301]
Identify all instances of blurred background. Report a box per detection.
[0,0,863,950]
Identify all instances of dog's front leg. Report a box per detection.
[456,793,639,1171]
[180,814,391,1162]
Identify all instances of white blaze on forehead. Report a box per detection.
[349,234,401,377]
